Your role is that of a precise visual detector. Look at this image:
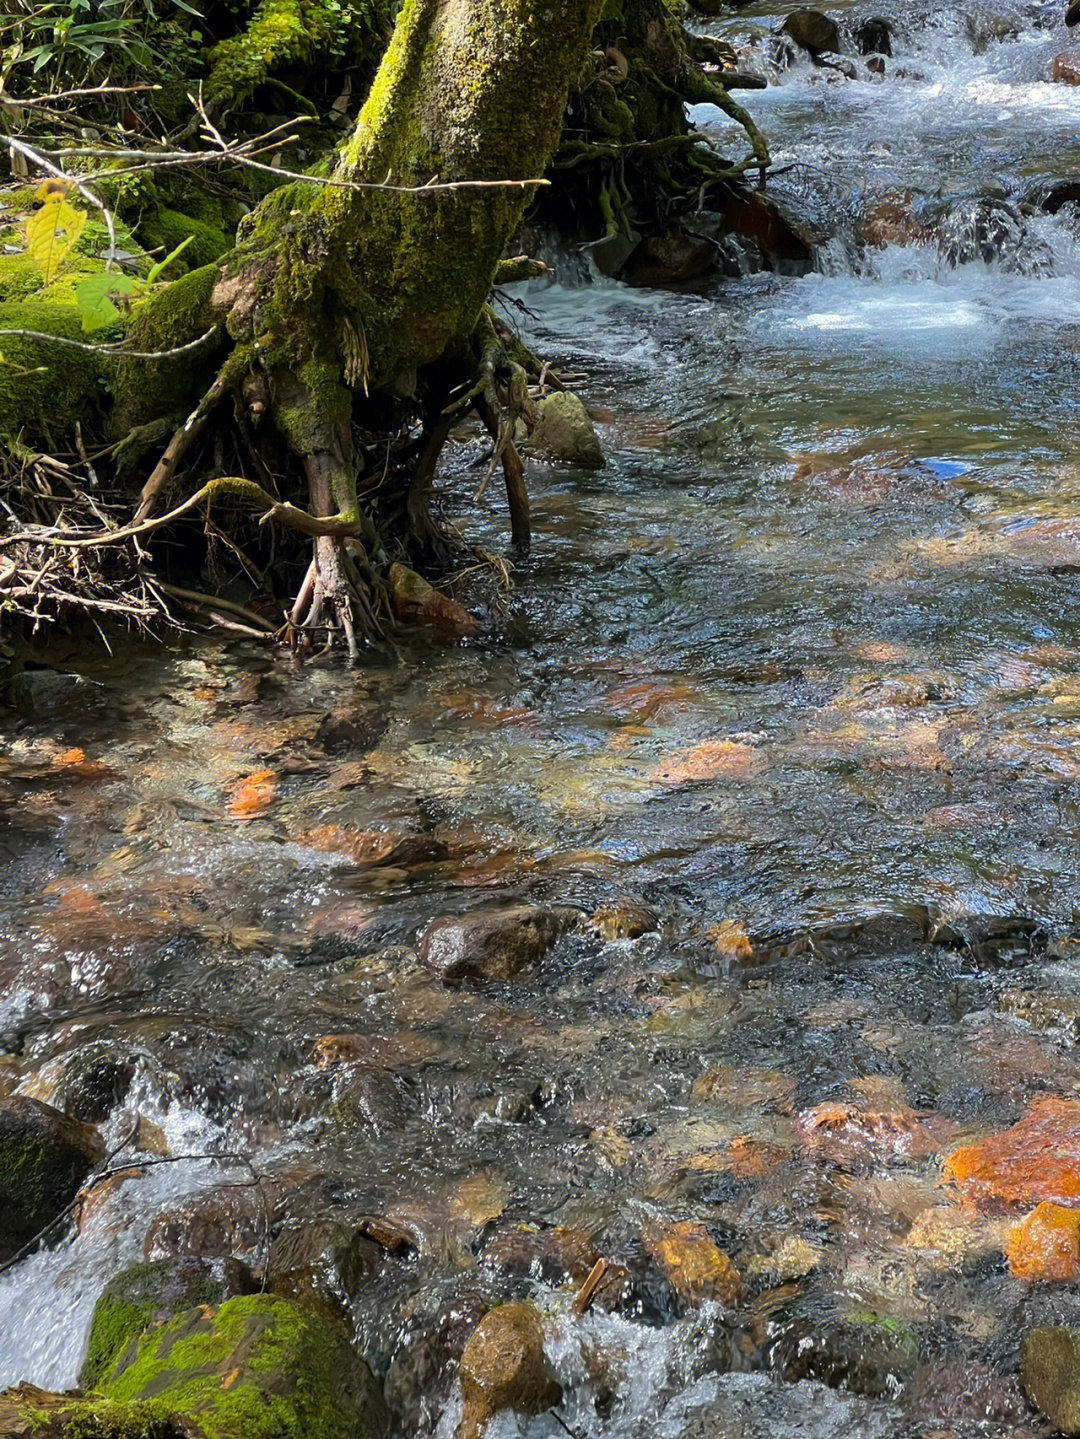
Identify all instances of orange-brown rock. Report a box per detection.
[228,767,277,818]
[389,563,479,635]
[603,678,699,721]
[943,1096,1080,1212]
[456,1303,562,1439]
[705,920,755,961]
[1052,51,1080,84]
[858,192,931,248]
[311,1031,439,1069]
[645,1221,742,1305]
[296,826,404,865]
[585,899,658,940]
[1006,1203,1080,1282]
[692,1064,795,1112]
[652,739,761,786]
[724,1136,790,1179]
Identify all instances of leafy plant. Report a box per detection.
[74,235,194,332]
[1,0,203,90]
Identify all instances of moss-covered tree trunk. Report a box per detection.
[118,0,603,654]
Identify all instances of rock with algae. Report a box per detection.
[526,392,604,469]
[41,1293,390,1439]
[0,1095,104,1254]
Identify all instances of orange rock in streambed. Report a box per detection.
[50,747,114,781]
[651,738,761,785]
[1007,1203,1080,1282]
[296,825,402,865]
[311,1031,439,1070]
[645,1221,742,1305]
[603,677,699,722]
[228,767,277,818]
[705,920,755,961]
[943,1096,1080,1213]
[723,1135,790,1179]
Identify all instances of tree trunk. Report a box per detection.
[116,0,603,652]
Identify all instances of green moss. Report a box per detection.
[112,264,223,434]
[206,0,388,114]
[137,210,232,274]
[97,1296,386,1439]
[21,1398,175,1438]
[0,298,104,445]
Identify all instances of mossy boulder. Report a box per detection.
[0,1095,104,1254]
[137,210,232,274]
[81,1258,254,1391]
[525,392,604,469]
[0,299,106,445]
[91,1295,387,1438]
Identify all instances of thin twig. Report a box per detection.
[0,326,219,360]
[0,83,160,106]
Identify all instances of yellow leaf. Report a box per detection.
[26,196,86,286]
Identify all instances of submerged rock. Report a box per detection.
[388,563,479,636]
[526,392,604,469]
[585,898,659,940]
[781,8,840,55]
[644,1221,742,1306]
[418,905,564,984]
[456,1303,562,1439]
[1023,1327,1080,1434]
[143,1183,265,1263]
[0,1095,104,1253]
[1052,51,1080,85]
[1007,1202,1080,1282]
[943,1095,1080,1212]
[937,198,1052,276]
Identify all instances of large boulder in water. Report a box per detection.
[95,1294,387,1438]
[781,9,840,55]
[0,1095,104,1254]
[853,16,892,56]
[937,198,1052,277]
[82,1257,255,1389]
[526,392,604,469]
[1052,51,1080,84]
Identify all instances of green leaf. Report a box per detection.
[26,194,86,285]
[145,233,193,285]
[75,271,139,333]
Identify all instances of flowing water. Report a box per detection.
[4,4,1080,1435]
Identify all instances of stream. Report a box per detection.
[4,3,1080,1434]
